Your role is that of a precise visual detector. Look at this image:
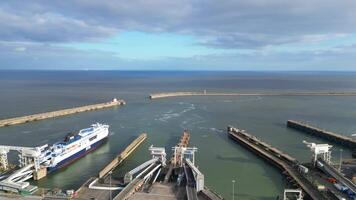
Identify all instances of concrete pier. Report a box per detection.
[149,91,356,99]
[287,120,356,149]
[227,126,326,200]
[99,133,147,178]
[0,98,125,128]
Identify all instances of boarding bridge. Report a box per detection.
[0,144,48,170]
[0,163,38,194]
[123,146,166,184]
[0,144,48,194]
[124,158,158,184]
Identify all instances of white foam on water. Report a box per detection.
[210,127,224,133]
[21,130,32,134]
[155,102,196,122]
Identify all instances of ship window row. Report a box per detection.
[89,135,97,141]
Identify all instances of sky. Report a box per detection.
[0,0,356,71]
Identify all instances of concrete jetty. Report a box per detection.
[227,126,326,200]
[74,133,147,200]
[287,120,356,149]
[0,98,125,128]
[99,133,147,178]
[149,91,356,99]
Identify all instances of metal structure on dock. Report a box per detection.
[113,131,221,200]
[0,144,49,194]
[303,140,332,166]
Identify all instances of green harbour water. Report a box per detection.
[0,71,356,199]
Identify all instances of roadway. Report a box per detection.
[318,159,356,193]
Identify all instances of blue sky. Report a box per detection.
[0,1,356,70]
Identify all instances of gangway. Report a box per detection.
[0,164,38,194]
[124,158,158,184]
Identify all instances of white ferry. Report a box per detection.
[44,123,109,172]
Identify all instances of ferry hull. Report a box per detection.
[47,137,108,173]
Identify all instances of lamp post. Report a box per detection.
[109,171,113,200]
[339,149,343,172]
[232,179,236,200]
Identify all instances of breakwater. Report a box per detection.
[0,98,125,128]
[287,120,356,149]
[149,91,356,99]
[98,133,147,178]
[227,126,325,200]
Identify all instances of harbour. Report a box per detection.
[1,0,356,197]
[1,71,356,199]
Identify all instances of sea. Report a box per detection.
[0,70,356,200]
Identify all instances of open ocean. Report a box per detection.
[1,70,356,199]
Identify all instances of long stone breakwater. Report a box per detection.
[0,98,125,128]
[98,133,147,178]
[287,120,356,149]
[149,91,356,99]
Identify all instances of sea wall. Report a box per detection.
[0,99,125,127]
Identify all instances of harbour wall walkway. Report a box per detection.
[0,99,125,128]
[287,120,356,149]
[98,133,147,178]
[149,91,356,99]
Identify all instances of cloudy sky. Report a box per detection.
[1,0,356,70]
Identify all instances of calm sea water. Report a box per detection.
[1,71,356,200]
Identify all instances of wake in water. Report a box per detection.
[179,114,205,129]
[155,102,196,122]
[197,126,224,133]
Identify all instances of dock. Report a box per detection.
[149,91,356,99]
[115,131,223,200]
[0,98,125,128]
[227,126,326,200]
[287,120,356,149]
[75,133,147,200]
